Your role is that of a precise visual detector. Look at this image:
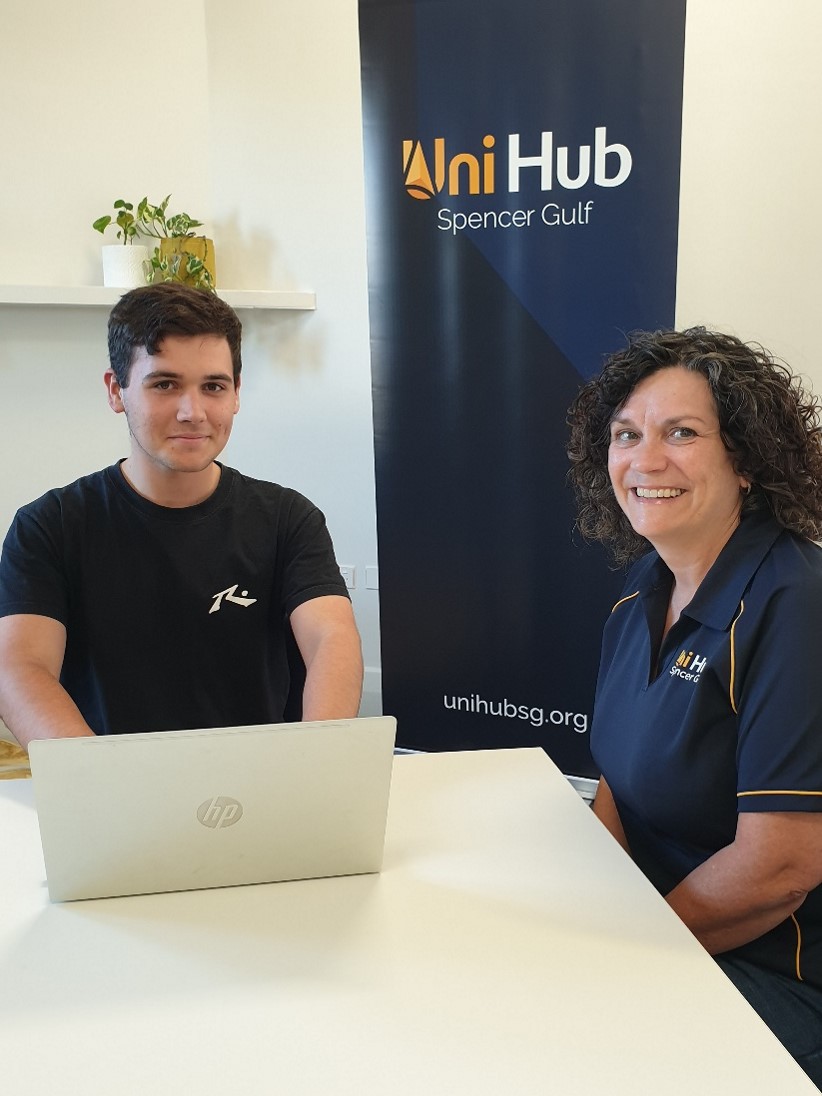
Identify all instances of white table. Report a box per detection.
[0,748,815,1093]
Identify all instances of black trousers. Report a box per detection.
[716,954,822,1090]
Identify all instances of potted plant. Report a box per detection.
[137,195,217,290]
[92,200,151,288]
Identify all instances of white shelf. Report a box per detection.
[0,286,316,311]
[219,289,315,310]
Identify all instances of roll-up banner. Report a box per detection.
[359,0,687,776]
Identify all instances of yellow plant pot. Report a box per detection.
[158,236,217,287]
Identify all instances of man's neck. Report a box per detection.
[119,457,222,508]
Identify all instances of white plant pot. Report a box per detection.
[101,244,150,288]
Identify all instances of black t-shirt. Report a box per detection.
[0,463,349,734]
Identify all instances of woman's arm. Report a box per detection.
[666,810,822,954]
[592,776,631,854]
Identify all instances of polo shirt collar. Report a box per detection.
[639,509,783,632]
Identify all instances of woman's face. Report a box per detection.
[607,366,748,561]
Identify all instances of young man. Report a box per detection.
[0,284,363,748]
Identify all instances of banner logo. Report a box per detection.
[403,127,631,200]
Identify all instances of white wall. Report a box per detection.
[677,0,822,393]
[1,0,821,728]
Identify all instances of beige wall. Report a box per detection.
[677,0,822,391]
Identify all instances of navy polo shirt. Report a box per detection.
[591,509,822,986]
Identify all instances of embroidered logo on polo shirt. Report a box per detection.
[670,649,707,683]
[209,584,258,615]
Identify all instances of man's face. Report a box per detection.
[105,335,240,477]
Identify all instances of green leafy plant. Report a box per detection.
[136,195,215,291]
[136,195,204,239]
[92,199,140,244]
[144,247,215,292]
[93,193,214,289]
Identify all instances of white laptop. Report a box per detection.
[28,716,396,902]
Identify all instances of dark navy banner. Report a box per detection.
[359,0,686,776]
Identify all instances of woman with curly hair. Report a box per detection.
[567,328,822,1088]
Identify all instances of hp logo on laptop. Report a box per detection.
[197,796,244,829]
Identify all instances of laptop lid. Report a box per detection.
[28,716,396,902]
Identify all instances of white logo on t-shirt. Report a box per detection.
[209,584,258,614]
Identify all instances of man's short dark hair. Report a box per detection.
[107,283,243,387]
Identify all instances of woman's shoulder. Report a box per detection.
[746,524,822,618]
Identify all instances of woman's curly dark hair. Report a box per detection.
[567,327,822,566]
